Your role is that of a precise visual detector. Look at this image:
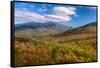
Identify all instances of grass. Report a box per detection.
[14,33,97,66]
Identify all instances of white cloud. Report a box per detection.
[15,6,77,23]
[38,8,47,12]
[29,5,35,8]
[44,14,71,22]
[88,7,97,9]
[15,11,48,23]
[53,7,76,16]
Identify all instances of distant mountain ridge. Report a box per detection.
[15,22,72,30]
[56,22,97,36]
[15,21,97,38]
[15,22,73,37]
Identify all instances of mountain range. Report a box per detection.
[56,22,97,36]
[15,21,96,37]
[15,22,72,37]
[15,21,97,66]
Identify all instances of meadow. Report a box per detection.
[15,33,97,66]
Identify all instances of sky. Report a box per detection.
[14,2,97,28]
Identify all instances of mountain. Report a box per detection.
[15,22,97,66]
[54,22,97,37]
[15,22,72,37]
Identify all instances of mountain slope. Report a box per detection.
[15,22,72,37]
[56,22,97,37]
[15,22,97,66]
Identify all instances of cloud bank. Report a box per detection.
[15,6,77,23]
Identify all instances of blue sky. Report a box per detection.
[14,2,97,28]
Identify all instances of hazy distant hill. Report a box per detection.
[56,22,97,37]
[15,22,72,37]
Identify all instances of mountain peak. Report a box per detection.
[15,22,73,37]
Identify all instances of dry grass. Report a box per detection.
[15,34,97,66]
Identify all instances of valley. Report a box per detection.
[14,22,97,66]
